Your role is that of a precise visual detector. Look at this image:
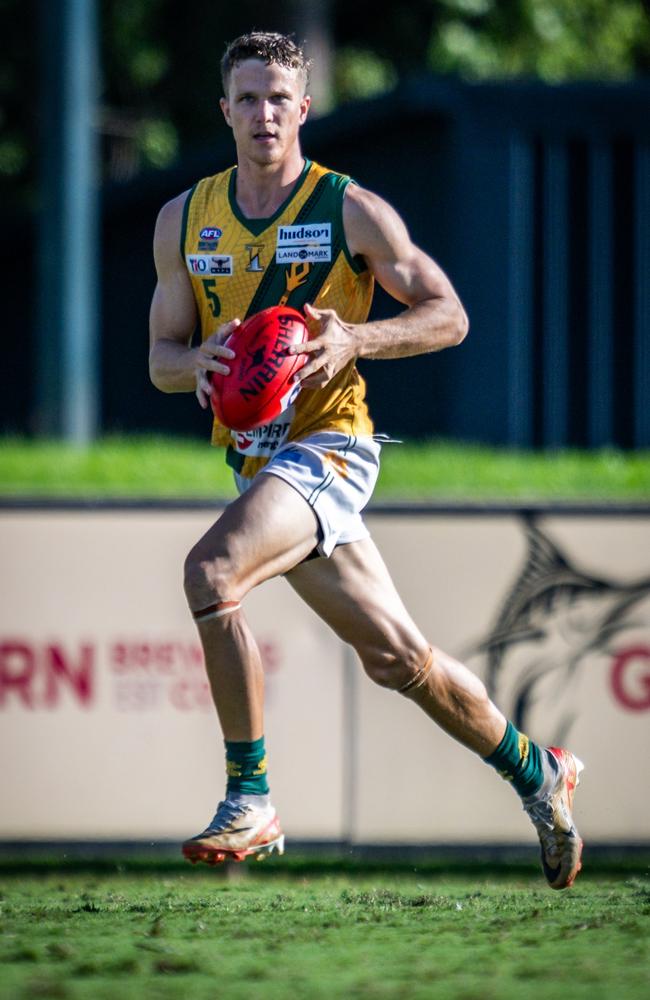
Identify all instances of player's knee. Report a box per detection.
[361,646,428,691]
[183,546,238,611]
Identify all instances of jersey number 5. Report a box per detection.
[202,279,221,319]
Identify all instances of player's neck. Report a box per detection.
[234,150,306,220]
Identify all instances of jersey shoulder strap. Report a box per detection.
[179,169,233,257]
[245,161,365,317]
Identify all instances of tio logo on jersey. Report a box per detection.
[186,254,233,276]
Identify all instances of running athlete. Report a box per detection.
[149,31,584,889]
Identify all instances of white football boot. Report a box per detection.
[522,747,584,889]
[182,797,284,865]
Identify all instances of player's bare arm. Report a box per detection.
[292,185,469,388]
[149,193,238,408]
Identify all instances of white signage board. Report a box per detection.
[0,506,648,844]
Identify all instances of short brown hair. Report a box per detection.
[221,31,311,95]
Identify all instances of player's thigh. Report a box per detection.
[285,536,427,656]
[186,472,320,600]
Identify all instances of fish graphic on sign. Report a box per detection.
[468,517,650,746]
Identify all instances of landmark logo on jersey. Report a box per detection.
[246,244,265,272]
[275,222,332,264]
[198,226,223,251]
[277,246,331,263]
[186,254,233,276]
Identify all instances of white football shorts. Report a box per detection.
[234,431,381,557]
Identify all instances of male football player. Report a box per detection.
[149,31,583,888]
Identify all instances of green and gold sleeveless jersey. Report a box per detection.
[181,158,375,478]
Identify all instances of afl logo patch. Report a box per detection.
[199,227,223,240]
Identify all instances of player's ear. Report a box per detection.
[220,97,232,127]
[299,94,311,125]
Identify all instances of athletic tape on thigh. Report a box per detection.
[192,600,241,624]
[397,648,433,694]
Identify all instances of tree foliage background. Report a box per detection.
[1,0,649,210]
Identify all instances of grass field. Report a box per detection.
[1,436,649,500]
[1,858,648,1000]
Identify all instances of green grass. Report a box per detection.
[1,436,649,500]
[0,864,648,1000]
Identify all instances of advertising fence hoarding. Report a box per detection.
[1,503,648,844]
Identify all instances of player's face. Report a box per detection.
[220,59,310,167]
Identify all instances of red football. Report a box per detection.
[210,306,309,431]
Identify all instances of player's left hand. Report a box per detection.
[289,303,361,388]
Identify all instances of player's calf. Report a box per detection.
[367,641,585,890]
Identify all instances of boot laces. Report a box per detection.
[205,799,252,834]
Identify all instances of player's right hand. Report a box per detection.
[194,319,240,409]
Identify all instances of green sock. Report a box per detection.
[225,737,269,796]
[484,721,545,798]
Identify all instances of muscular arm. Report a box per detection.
[149,193,200,392]
[345,184,468,358]
[292,184,468,387]
[149,194,236,404]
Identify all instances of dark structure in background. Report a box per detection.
[3,77,649,447]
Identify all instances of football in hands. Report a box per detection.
[210,306,309,431]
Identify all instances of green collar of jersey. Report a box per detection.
[227,158,312,236]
